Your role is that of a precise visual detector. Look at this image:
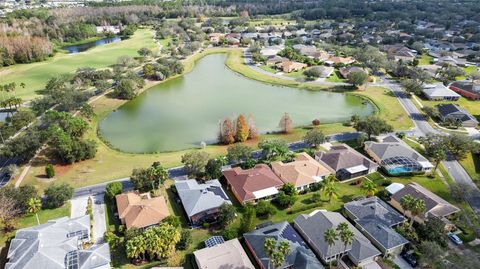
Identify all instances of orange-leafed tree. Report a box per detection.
[219,117,235,145]
[236,114,249,142]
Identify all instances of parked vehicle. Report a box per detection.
[448,232,463,245]
[401,251,418,267]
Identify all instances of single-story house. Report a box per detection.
[391,182,460,225]
[294,210,381,267]
[208,33,223,44]
[437,103,479,127]
[276,60,307,73]
[6,216,111,269]
[222,164,284,204]
[422,83,460,101]
[449,80,480,100]
[243,221,324,269]
[116,192,170,230]
[260,45,284,57]
[338,66,368,79]
[194,238,255,269]
[364,135,434,176]
[175,179,231,225]
[384,45,417,62]
[271,152,331,191]
[265,55,286,65]
[325,56,355,66]
[315,144,378,181]
[344,197,408,255]
[318,66,335,78]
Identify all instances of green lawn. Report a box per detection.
[259,64,278,74]
[0,29,158,100]
[326,70,347,83]
[418,54,433,65]
[0,203,70,247]
[460,153,480,184]
[284,70,304,79]
[350,86,414,130]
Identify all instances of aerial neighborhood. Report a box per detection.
[0,0,480,269]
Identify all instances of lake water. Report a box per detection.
[62,36,124,53]
[98,54,375,153]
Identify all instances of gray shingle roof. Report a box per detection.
[175,179,231,218]
[355,220,408,250]
[6,216,110,269]
[437,104,478,123]
[364,135,430,164]
[243,221,323,269]
[344,197,405,227]
[344,197,408,252]
[294,210,380,264]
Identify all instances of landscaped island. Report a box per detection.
[98,54,374,153]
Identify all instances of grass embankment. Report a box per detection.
[0,29,158,100]
[19,48,410,190]
[0,203,70,247]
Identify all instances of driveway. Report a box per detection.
[70,196,89,218]
[92,194,107,243]
[393,254,413,269]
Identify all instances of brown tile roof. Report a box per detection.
[327,56,355,64]
[116,192,170,230]
[271,152,331,187]
[223,164,284,203]
[391,183,459,218]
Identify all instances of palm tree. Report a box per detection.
[27,197,42,225]
[264,237,276,269]
[323,179,338,202]
[361,179,378,197]
[337,222,355,261]
[409,198,426,229]
[400,194,415,219]
[324,228,338,268]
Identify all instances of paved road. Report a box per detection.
[378,77,480,214]
[73,132,361,198]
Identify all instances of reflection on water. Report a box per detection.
[99,54,375,153]
[62,36,125,54]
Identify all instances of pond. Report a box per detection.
[98,54,375,153]
[62,36,125,53]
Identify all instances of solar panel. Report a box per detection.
[204,236,225,248]
[67,230,89,240]
[281,225,309,249]
[65,250,79,269]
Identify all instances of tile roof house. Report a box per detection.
[315,144,378,181]
[6,216,111,269]
[243,221,324,269]
[194,238,255,269]
[175,179,231,225]
[344,197,408,255]
[222,164,284,204]
[338,66,368,79]
[364,135,433,176]
[422,83,460,101]
[390,182,460,224]
[294,210,381,267]
[325,56,355,66]
[271,152,332,191]
[116,192,170,230]
[449,80,480,100]
[276,60,307,73]
[437,103,479,127]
